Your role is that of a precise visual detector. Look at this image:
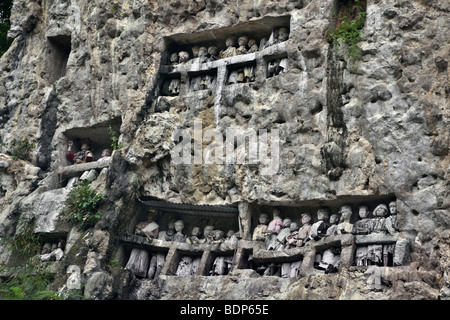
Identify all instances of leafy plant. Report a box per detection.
[327,0,366,63]
[108,125,123,151]
[8,139,35,161]
[64,180,105,229]
[0,261,60,300]
[0,0,13,58]
[0,219,60,300]
[0,20,12,58]
[4,219,41,259]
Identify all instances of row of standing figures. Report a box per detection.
[249,201,402,277]
[125,201,402,279]
[162,27,290,95]
[124,211,240,278]
[168,27,290,66]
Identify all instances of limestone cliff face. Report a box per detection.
[0,0,449,300]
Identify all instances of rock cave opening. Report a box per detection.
[151,15,291,105]
[60,118,121,165]
[45,35,71,84]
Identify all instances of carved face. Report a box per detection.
[278,27,289,41]
[339,205,352,220]
[208,46,218,56]
[359,206,368,218]
[191,46,200,58]
[389,202,397,215]
[374,204,388,217]
[81,143,90,151]
[329,214,339,225]
[289,222,299,232]
[238,36,248,47]
[204,225,214,237]
[248,39,256,47]
[214,230,224,240]
[178,51,189,63]
[170,52,178,63]
[191,227,200,236]
[301,213,311,225]
[199,47,208,56]
[317,209,329,221]
[101,149,111,157]
[259,214,269,225]
[227,230,235,238]
[225,37,235,47]
[174,220,184,232]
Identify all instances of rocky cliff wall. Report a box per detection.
[0,0,449,300]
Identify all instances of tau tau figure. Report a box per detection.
[169,52,179,65]
[353,206,372,267]
[337,205,353,235]
[316,246,341,274]
[125,211,159,278]
[367,204,389,265]
[207,46,219,62]
[247,39,259,53]
[148,220,174,279]
[186,226,202,245]
[284,221,300,249]
[220,37,238,59]
[326,213,340,236]
[277,27,289,43]
[259,37,267,50]
[172,220,186,243]
[200,225,215,244]
[296,213,312,246]
[135,211,159,239]
[191,46,200,61]
[252,213,269,241]
[308,208,330,241]
[178,51,190,63]
[236,36,248,55]
[267,57,288,77]
[66,139,94,165]
[276,218,293,250]
[198,46,208,63]
[265,208,283,250]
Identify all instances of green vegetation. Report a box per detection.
[3,220,41,258]
[0,262,60,300]
[8,139,35,161]
[0,219,60,300]
[111,3,119,14]
[64,180,105,229]
[327,0,366,62]
[108,125,123,151]
[0,0,13,58]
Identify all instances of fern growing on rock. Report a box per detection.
[64,181,105,229]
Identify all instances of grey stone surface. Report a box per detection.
[0,0,448,300]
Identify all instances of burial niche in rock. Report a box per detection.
[188,69,217,92]
[45,35,71,84]
[61,119,121,166]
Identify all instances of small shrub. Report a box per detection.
[108,125,123,151]
[0,219,60,300]
[8,139,35,161]
[0,261,60,300]
[64,180,105,229]
[4,219,41,259]
[327,0,366,63]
